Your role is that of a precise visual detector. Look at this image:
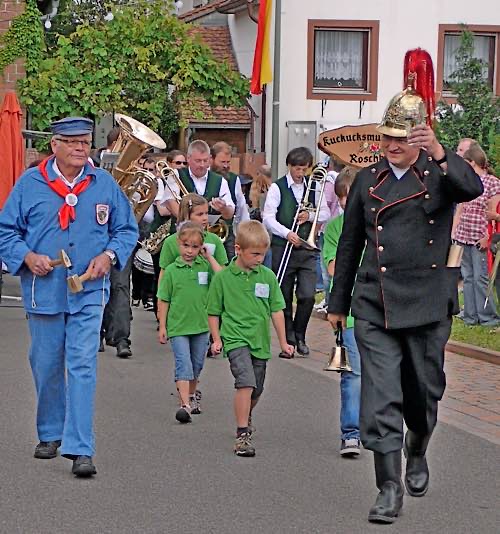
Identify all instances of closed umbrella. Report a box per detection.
[0,91,24,209]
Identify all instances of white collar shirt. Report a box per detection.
[262,172,330,240]
[52,160,85,189]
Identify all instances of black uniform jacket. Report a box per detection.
[328,149,483,329]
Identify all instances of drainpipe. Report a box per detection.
[270,0,281,180]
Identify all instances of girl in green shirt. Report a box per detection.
[157,222,223,424]
[159,193,228,281]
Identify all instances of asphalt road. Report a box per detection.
[0,275,499,534]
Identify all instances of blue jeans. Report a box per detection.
[27,305,103,457]
[170,333,209,381]
[340,327,361,441]
[318,233,332,294]
[461,244,500,325]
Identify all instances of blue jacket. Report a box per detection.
[0,159,138,314]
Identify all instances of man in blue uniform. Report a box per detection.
[0,117,138,477]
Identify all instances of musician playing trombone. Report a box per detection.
[161,140,235,224]
[262,147,330,357]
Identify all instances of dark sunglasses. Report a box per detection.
[174,160,188,165]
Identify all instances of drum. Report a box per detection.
[133,248,155,275]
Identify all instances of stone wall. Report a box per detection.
[0,1,26,104]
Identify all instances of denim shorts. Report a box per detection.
[170,333,209,381]
[227,346,267,400]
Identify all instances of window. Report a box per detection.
[307,20,379,101]
[437,25,500,99]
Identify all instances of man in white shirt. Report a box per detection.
[210,141,250,259]
[162,140,235,223]
[263,147,330,357]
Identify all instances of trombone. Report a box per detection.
[276,165,328,285]
[156,160,189,204]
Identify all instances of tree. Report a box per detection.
[436,28,500,172]
[17,0,249,145]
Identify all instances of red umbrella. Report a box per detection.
[0,91,24,209]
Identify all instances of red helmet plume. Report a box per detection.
[403,48,436,127]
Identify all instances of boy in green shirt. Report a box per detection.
[208,221,294,457]
[323,167,362,456]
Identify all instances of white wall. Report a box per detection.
[234,0,500,175]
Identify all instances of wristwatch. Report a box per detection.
[104,249,117,266]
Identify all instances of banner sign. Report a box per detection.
[318,124,384,168]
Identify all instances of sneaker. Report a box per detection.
[195,389,202,402]
[340,438,361,457]
[234,432,255,457]
[34,440,61,459]
[314,298,326,310]
[190,395,201,415]
[72,455,97,477]
[175,405,192,424]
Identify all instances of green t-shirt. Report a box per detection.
[207,260,286,360]
[159,231,228,270]
[322,214,354,329]
[157,255,213,337]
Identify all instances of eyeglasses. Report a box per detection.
[55,138,91,148]
[173,161,188,165]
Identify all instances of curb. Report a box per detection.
[445,340,500,366]
[311,310,500,366]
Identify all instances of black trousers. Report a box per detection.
[271,244,317,345]
[224,227,235,262]
[101,256,133,345]
[152,251,161,318]
[354,317,452,454]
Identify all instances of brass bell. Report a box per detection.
[324,323,353,372]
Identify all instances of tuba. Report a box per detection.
[110,113,166,221]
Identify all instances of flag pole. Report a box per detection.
[270,0,281,180]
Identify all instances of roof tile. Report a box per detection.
[184,25,250,126]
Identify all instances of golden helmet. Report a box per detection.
[376,48,435,138]
[376,82,427,138]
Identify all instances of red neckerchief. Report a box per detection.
[38,157,92,230]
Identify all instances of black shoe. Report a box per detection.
[34,440,61,459]
[98,338,105,353]
[403,431,431,497]
[106,338,116,347]
[296,340,310,356]
[132,299,140,307]
[368,451,403,524]
[279,350,294,359]
[175,405,192,424]
[72,455,97,477]
[116,340,132,358]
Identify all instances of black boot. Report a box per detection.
[404,431,431,497]
[368,451,404,524]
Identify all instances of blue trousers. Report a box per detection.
[170,333,209,381]
[27,305,103,457]
[340,328,361,440]
[461,244,500,325]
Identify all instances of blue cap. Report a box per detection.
[50,117,94,136]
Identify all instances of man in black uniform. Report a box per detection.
[328,65,483,523]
